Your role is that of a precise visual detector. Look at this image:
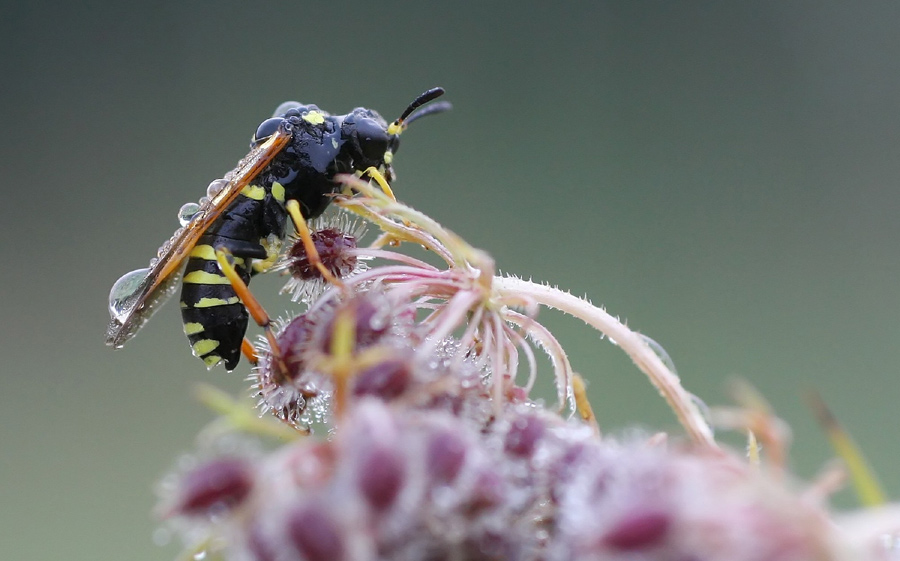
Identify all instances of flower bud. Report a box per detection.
[504,415,545,458]
[426,429,467,485]
[357,444,406,511]
[173,458,253,516]
[287,503,346,561]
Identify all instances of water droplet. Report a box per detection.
[206,178,228,199]
[178,202,201,227]
[193,550,207,560]
[639,334,678,377]
[108,268,150,321]
[198,196,211,207]
[273,101,305,117]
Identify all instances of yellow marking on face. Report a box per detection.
[271,181,285,202]
[203,355,223,367]
[383,150,393,165]
[192,339,220,357]
[387,122,402,135]
[193,296,240,308]
[241,184,266,201]
[303,111,325,125]
[183,322,204,336]
[183,270,231,284]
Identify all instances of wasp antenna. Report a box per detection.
[404,100,452,126]
[394,87,445,127]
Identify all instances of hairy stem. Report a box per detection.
[495,276,716,447]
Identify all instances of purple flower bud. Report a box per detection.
[173,458,253,516]
[358,445,406,511]
[353,359,411,400]
[288,442,337,490]
[426,429,467,485]
[276,313,316,382]
[246,522,278,561]
[462,469,504,516]
[548,443,589,503]
[287,227,358,281]
[504,415,545,458]
[601,508,671,550]
[321,296,389,352]
[287,503,346,561]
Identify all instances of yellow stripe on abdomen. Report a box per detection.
[191,339,220,357]
[183,270,232,284]
[190,245,245,265]
[192,296,241,308]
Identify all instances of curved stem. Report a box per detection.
[495,276,716,447]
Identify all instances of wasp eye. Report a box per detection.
[253,117,283,144]
[354,118,390,162]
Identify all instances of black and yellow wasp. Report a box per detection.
[106,88,449,370]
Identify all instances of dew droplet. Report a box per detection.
[639,334,678,377]
[192,550,207,560]
[177,202,201,227]
[206,178,228,199]
[108,268,150,321]
[273,100,305,117]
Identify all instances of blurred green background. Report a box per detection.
[3,2,900,559]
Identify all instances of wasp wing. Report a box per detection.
[105,128,292,348]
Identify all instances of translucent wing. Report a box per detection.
[105,127,292,348]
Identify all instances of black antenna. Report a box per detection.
[390,87,446,133]
[405,100,453,126]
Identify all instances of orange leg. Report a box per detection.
[285,199,343,287]
[215,247,289,384]
[241,337,259,366]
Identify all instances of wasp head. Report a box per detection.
[341,108,395,179]
[344,88,451,183]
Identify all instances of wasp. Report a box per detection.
[106,88,450,370]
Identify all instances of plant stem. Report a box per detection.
[495,276,716,447]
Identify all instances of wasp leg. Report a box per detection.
[361,166,397,201]
[360,166,411,236]
[284,199,343,287]
[215,247,290,385]
[241,337,259,366]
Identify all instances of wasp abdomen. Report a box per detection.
[180,242,251,370]
[178,183,288,370]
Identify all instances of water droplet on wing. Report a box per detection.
[108,268,150,321]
